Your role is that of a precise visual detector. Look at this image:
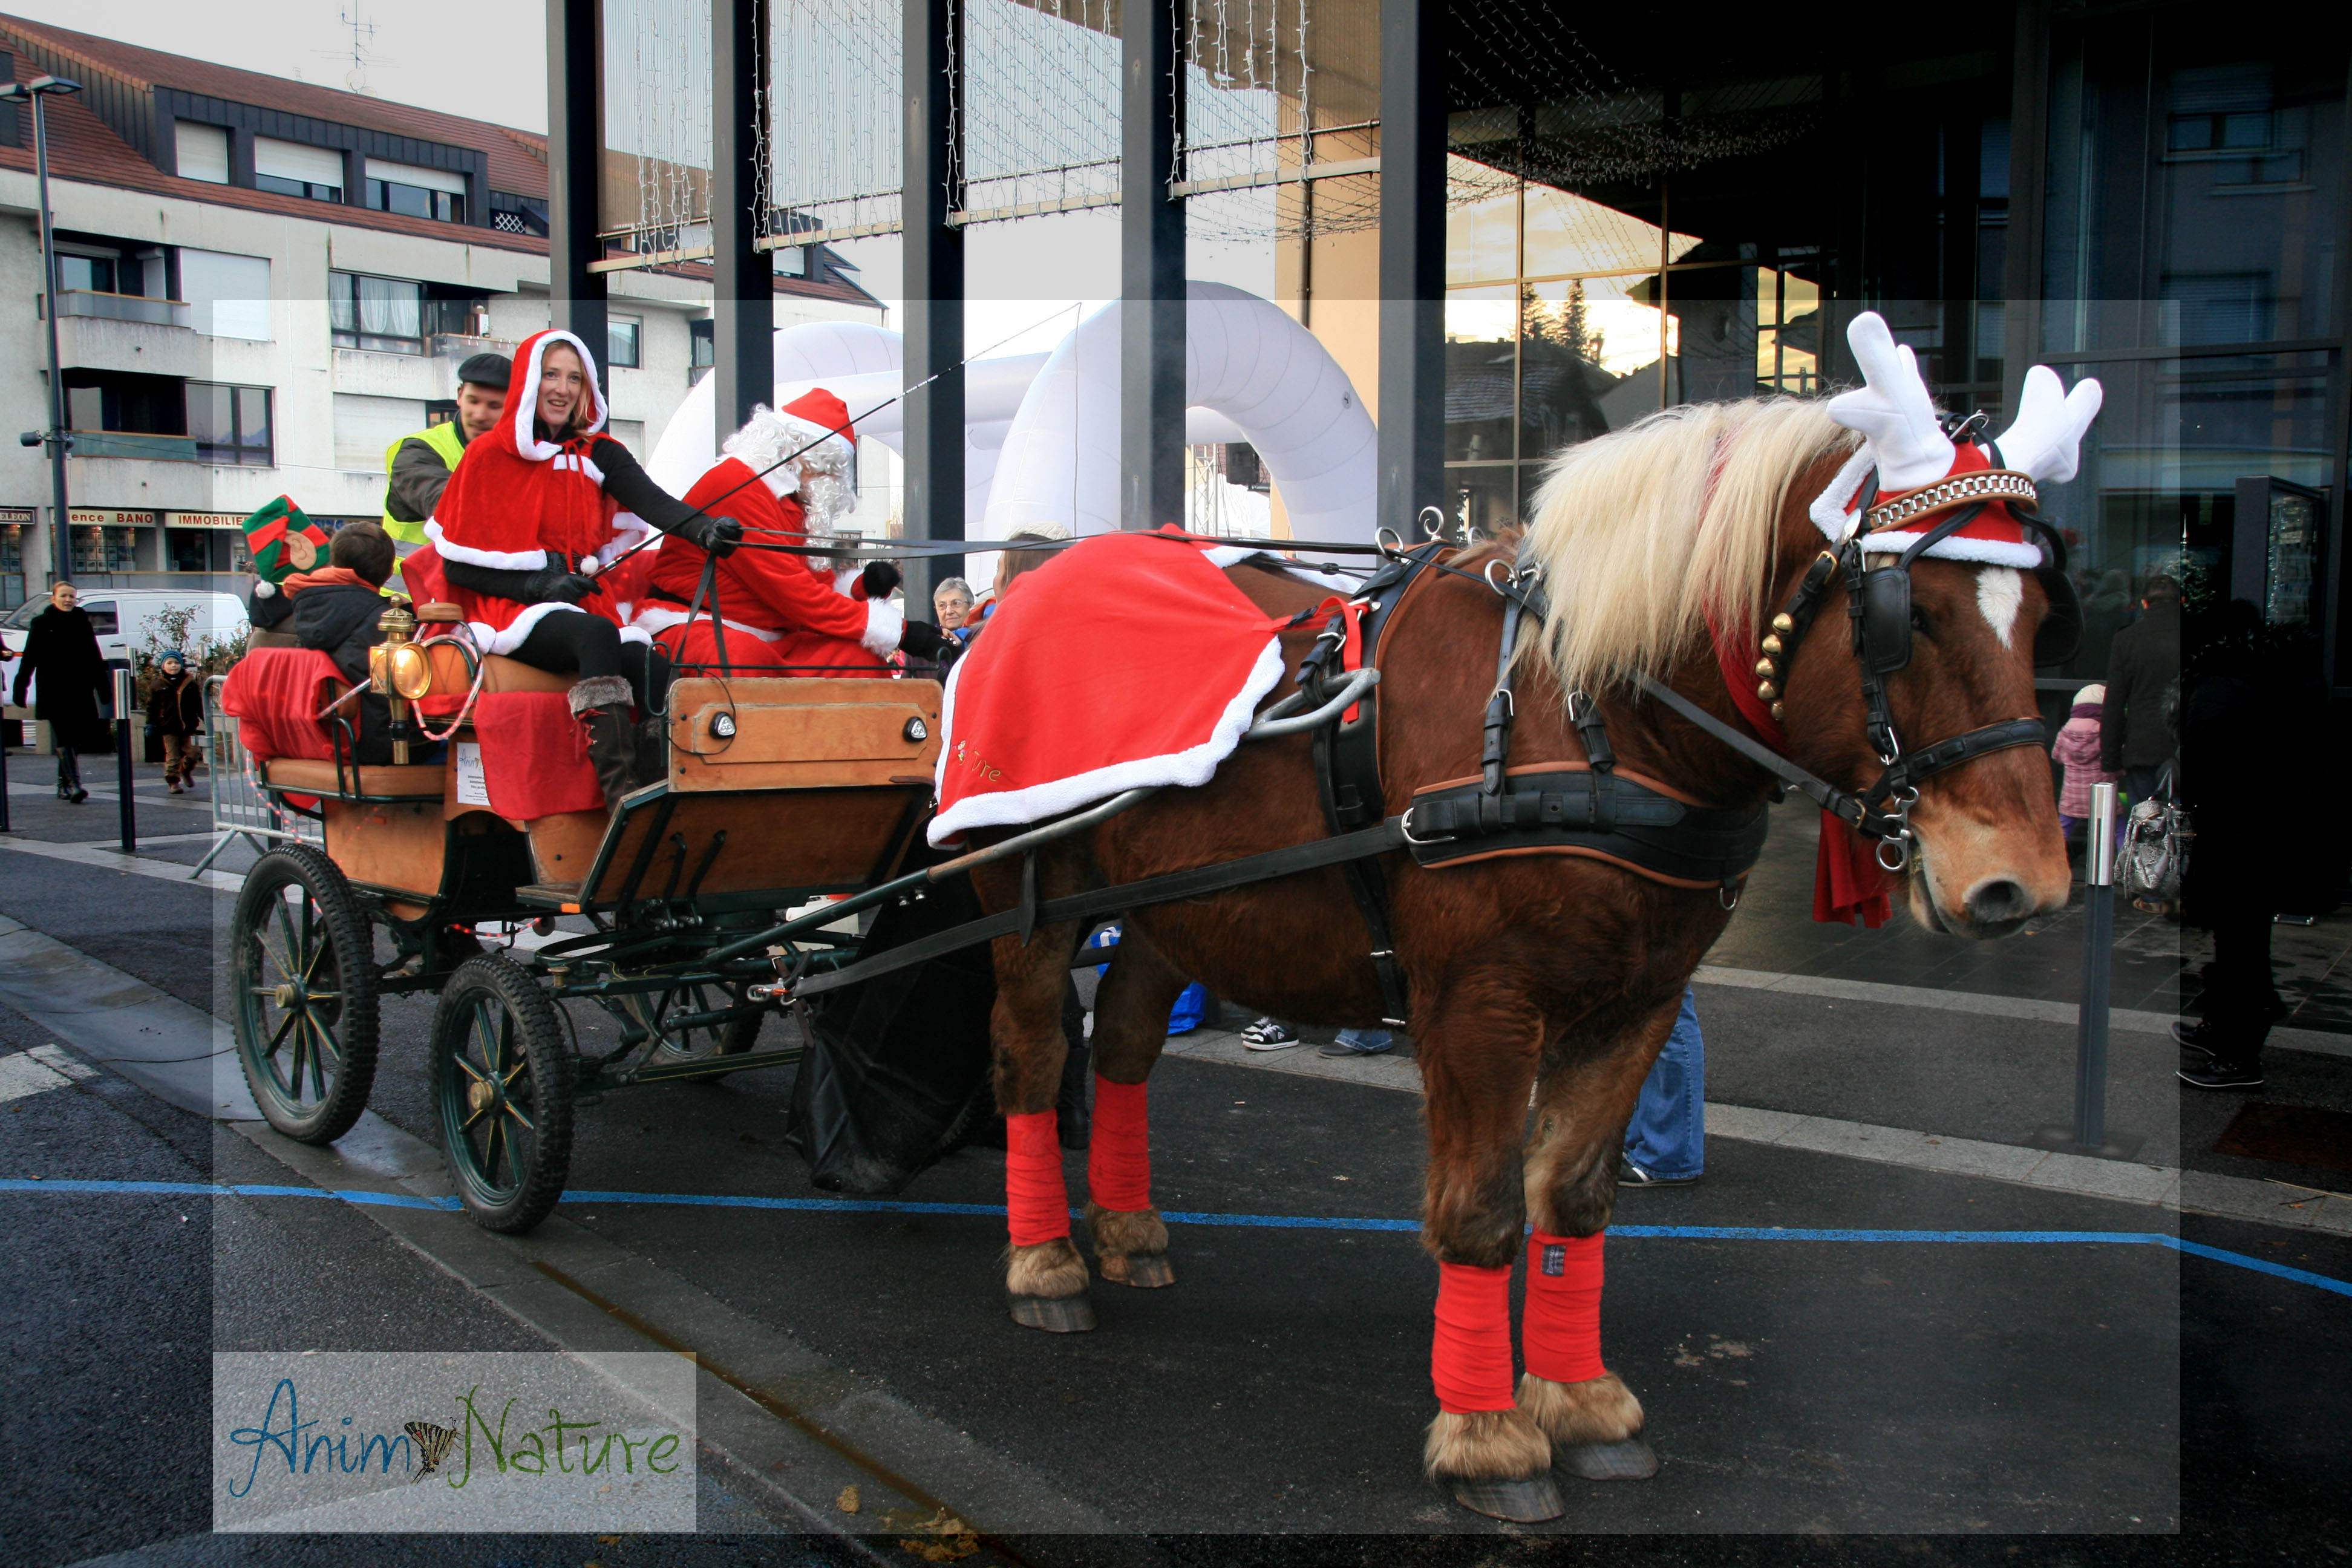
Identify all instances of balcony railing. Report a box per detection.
[54,291,193,329]
[68,430,201,461]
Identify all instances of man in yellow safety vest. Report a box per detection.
[381,351,511,575]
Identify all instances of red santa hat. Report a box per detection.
[1811,312,2100,570]
[502,328,609,460]
[720,388,857,497]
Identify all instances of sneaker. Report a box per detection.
[1240,1017,1299,1051]
[1619,1160,1701,1187]
[2178,1055,2265,1090]
[1318,1030,1394,1058]
[2173,1019,2236,1054]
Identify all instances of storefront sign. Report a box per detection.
[0,507,33,526]
[68,508,157,528]
[165,511,250,529]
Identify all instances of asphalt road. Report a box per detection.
[1,785,2348,1562]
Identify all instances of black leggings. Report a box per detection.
[506,612,667,712]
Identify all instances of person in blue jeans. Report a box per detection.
[1621,990,1704,1186]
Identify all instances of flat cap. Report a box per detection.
[456,351,512,391]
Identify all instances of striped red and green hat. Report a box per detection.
[242,496,330,583]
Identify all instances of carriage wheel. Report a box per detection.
[431,955,573,1233]
[232,845,380,1145]
[650,981,762,1063]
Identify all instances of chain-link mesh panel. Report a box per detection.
[605,0,716,258]
[766,0,904,240]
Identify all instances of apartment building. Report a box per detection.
[0,15,883,605]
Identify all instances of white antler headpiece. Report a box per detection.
[1991,364,2103,485]
[1824,312,1952,490]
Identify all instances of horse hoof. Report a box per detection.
[1100,1252,1174,1288]
[1558,1437,1658,1481]
[1445,1472,1566,1523]
[1007,1291,1096,1333]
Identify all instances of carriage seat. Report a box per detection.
[480,656,575,696]
[260,757,448,800]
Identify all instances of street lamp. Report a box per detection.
[1,73,83,589]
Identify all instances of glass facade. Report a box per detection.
[1440,2,2351,684]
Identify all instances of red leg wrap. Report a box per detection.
[1087,1076,1151,1213]
[1003,1110,1070,1247]
[1522,1230,1607,1385]
[1431,1261,1518,1414]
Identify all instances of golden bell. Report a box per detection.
[1771,701,1786,720]
[1754,658,1777,679]
[1757,681,1778,701]
[1761,633,1783,656]
[1771,612,1795,635]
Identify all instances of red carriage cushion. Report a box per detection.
[472,690,605,820]
[219,647,344,763]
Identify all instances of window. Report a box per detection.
[78,597,122,631]
[333,393,426,470]
[188,382,273,466]
[365,157,468,224]
[178,249,270,340]
[330,270,424,353]
[56,252,122,295]
[253,136,344,203]
[489,191,548,236]
[175,120,230,183]
[608,315,643,369]
[689,318,714,383]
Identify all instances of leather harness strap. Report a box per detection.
[1298,540,1447,1028]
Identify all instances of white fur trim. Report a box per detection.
[833,565,860,598]
[595,515,654,567]
[630,604,784,643]
[1858,530,2042,568]
[468,601,589,656]
[426,519,548,572]
[861,598,903,656]
[556,452,607,486]
[511,330,609,460]
[1976,567,2023,648]
[1806,448,1875,542]
[927,635,1287,845]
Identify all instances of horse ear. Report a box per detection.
[1824,312,1954,491]
[1993,365,2103,486]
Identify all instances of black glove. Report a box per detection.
[518,568,595,604]
[897,619,954,662]
[860,560,903,599]
[676,513,743,558]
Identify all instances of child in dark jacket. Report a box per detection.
[289,526,431,765]
[144,652,204,793]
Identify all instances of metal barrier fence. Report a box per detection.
[191,674,318,878]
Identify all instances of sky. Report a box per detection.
[11,0,549,131]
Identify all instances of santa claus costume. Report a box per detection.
[427,327,742,808]
[637,390,944,675]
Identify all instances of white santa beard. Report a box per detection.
[799,469,857,532]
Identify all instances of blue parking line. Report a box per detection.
[5,1177,2348,1299]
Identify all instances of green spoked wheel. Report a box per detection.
[232,845,380,1144]
[431,955,573,1233]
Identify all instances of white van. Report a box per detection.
[2,589,250,689]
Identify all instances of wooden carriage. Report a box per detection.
[226,603,943,1230]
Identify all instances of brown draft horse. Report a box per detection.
[964,394,2073,1520]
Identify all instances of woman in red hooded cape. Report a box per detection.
[636,388,950,675]
[426,328,742,806]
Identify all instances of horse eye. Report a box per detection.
[1910,604,1932,636]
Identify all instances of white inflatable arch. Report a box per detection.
[980,281,1377,543]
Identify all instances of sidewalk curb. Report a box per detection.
[227,1112,1127,1549]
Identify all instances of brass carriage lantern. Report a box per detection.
[368,598,430,765]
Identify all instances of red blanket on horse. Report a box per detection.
[930,531,1289,844]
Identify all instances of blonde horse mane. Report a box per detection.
[1514,397,1861,696]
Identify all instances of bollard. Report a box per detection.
[113,665,136,854]
[2033,782,2141,1158]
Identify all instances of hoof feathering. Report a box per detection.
[1517,1371,1645,1445]
[1424,1407,1553,1502]
[1004,1236,1089,1299]
[1098,1251,1174,1288]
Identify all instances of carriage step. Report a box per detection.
[514,882,585,909]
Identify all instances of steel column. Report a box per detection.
[2000,0,2053,417]
[713,0,773,437]
[1377,0,1444,540]
[904,0,965,598]
[1121,0,1184,531]
[547,0,608,388]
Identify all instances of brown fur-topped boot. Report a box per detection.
[570,675,638,809]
